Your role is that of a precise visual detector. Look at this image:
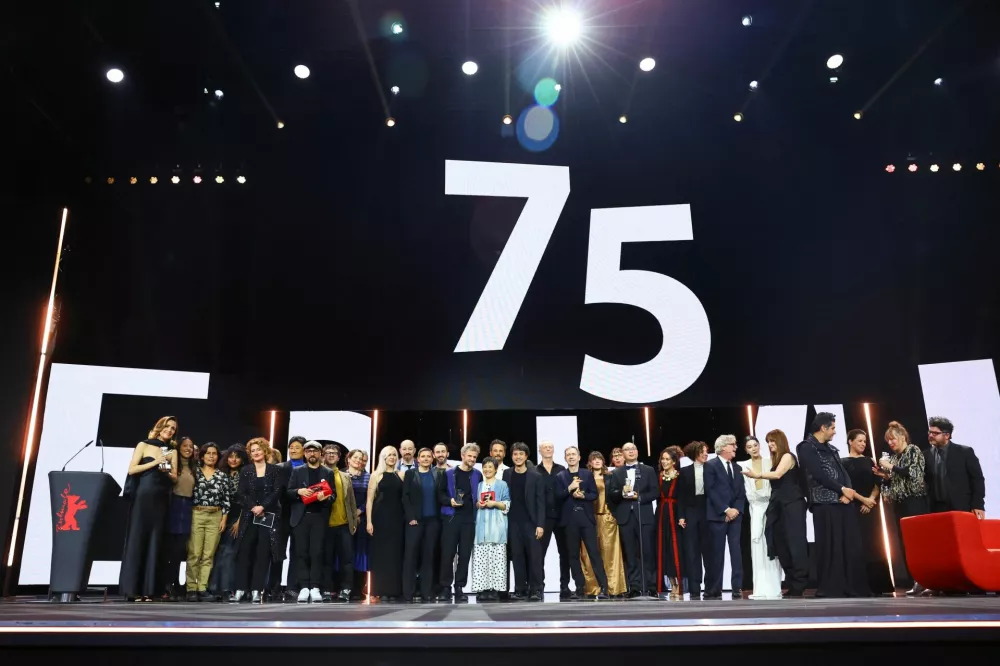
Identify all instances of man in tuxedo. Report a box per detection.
[924,416,986,518]
[704,434,745,600]
[503,442,546,601]
[679,441,710,599]
[607,442,658,598]
[286,440,336,603]
[555,447,609,600]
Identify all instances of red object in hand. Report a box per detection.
[480,490,495,504]
[303,479,332,504]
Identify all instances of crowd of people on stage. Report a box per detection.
[116,412,986,604]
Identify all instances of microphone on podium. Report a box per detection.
[61,440,95,472]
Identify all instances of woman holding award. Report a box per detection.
[581,452,627,597]
[233,438,283,604]
[470,457,510,601]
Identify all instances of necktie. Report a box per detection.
[935,448,946,498]
[726,461,734,481]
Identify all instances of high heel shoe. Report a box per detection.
[668,578,682,601]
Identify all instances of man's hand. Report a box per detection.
[860,497,876,509]
[251,505,264,516]
[678,518,687,528]
[841,487,857,501]
[568,478,581,492]
[315,492,327,502]
[839,496,852,504]
[298,487,315,498]
[450,498,461,507]
[973,509,986,520]
[408,519,418,526]
[535,527,544,540]
[724,508,739,521]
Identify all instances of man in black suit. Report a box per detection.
[400,448,444,603]
[286,440,336,603]
[271,435,306,601]
[503,442,546,601]
[607,442,658,598]
[555,447,609,600]
[704,434,746,600]
[678,441,710,599]
[924,416,986,518]
[536,440,571,598]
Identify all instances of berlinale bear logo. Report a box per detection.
[55,484,88,532]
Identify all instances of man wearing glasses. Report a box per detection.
[924,417,986,519]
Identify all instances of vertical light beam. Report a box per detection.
[370,410,379,472]
[644,407,651,457]
[746,405,755,437]
[463,410,468,447]
[268,410,276,446]
[865,402,896,592]
[7,208,69,568]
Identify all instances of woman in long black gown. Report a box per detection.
[841,429,893,595]
[119,416,179,601]
[208,444,248,600]
[366,446,405,601]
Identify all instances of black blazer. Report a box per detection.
[554,468,598,527]
[607,463,658,525]
[704,456,747,522]
[286,464,336,528]
[238,463,283,514]
[502,467,547,529]
[402,467,445,523]
[923,442,985,512]
[537,461,567,520]
[677,464,706,517]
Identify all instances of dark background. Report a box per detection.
[3,1,999,580]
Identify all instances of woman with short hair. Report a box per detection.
[185,442,233,601]
[470,457,510,601]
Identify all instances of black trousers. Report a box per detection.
[706,516,743,597]
[773,499,809,595]
[566,512,607,592]
[683,496,708,595]
[619,512,657,594]
[509,520,544,593]
[269,523,295,592]
[323,523,354,592]
[403,517,440,600]
[237,525,272,591]
[893,495,929,587]
[540,517,570,590]
[439,517,475,589]
[293,512,326,589]
[813,503,869,598]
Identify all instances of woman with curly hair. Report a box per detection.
[233,437,284,603]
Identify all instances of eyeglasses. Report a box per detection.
[928,430,945,436]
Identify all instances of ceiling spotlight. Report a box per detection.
[391,22,404,35]
[277,120,285,129]
[853,111,863,120]
[129,176,137,184]
[908,164,918,172]
[742,15,753,27]
[294,65,311,79]
[545,8,583,47]
[639,57,655,72]
[462,61,478,76]
[885,165,895,173]
[171,175,180,184]
[386,117,396,127]
[554,83,562,91]
[150,176,158,184]
[976,163,985,171]
[106,68,124,83]
[214,89,224,100]
[618,115,628,124]
[214,2,220,7]
[502,114,513,125]
[237,175,247,184]
[826,54,844,70]
[193,175,203,184]
[749,80,759,91]
[204,88,209,94]
[390,85,400,95]
[215,175,225,184]
[733,112,744,122]
[934,77,944,86]
[106,177,115,185]
[930,164,940,172]
[952,163,962,171]
[829,76,839,84]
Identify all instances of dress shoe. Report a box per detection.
[185,591,199,602]
[731,589,744,599]
[197,591,215,602]
[510,591,528,601]
[437,591,453,602]
[559,588,571,599]
[906,583,925,596]
[596,588,610,600]
[568,591,581,600]
[454,589,469,603]
[702,594,722,600]
[528,591,543,602]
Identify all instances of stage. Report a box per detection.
[1,594,998,649]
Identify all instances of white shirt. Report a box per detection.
[495,462,510,479]
[398,460,416,472]
[694,462,705,495]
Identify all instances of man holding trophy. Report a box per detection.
[608,442,658,598]
[437,443,482,602]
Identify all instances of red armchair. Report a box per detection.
[900,511,1000,592]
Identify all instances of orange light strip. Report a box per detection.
[7,208,68,568]
[746,405,754,436]
[865,402,896,591]
[370,409,378,472]
[268,410,276,446]
[644,407,651,457]
[463,409,468,447]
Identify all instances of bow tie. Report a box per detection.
[626,465,637,470]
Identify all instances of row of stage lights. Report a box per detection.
[885,163,997,173]
[85,175,247,185]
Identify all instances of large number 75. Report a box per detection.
[445,160,711,404]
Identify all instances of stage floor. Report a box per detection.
[1,594,999,647]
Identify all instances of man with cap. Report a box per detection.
[286,440,337,603]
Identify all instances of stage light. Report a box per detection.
[934,77,943,86]
[930,164,940,172]
[554,83,561,91]
[171,175,180,184]
[106,68,124,83]
[462,60,478,76]
[149,176,158,184]
[644,407,651,457]
[277,120,285,129]
[294,65,310,79]
[885,164,895,173]
[618,115,627,124]
[386,117,396,127]
[269,410,276,448]
[215,175,224,184]
[749,80,758,90]
[908,164,918,172]
[193,175,203,184]
[237,175,247,184]
[639,57,655,72]
[853,111,863,120]
[390,85,399,95]
[829,76,839,83]
[502,114,513,125]
[214,89,224,99]
[827,54,844,70]
[742,15,752,27]
[952,163,962,171]
[129,176,137,184]
[746,405,754,436]
[545,7,582,47]
[391,22,404,35]
[106,177,114,185]
[976,162,985,171]
[215,1,220,7]
[733,112,744,122]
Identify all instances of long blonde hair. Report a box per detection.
[373,446,398,479]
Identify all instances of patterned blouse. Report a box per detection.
[880,443,926,503]
[192,466,235,513]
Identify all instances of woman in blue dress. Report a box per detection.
[471,457,510,601]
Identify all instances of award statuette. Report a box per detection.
[455,489,465,506]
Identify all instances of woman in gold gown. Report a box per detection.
[581,451,628,597]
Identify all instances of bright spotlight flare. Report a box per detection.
[545,7,582,47]
[106,68,124,83]
[462,61,478,76]
[742,15,753,27]
[639,57,655,72]
[391,22,404,35]
[294,65,310,79]
[827,54,844,70]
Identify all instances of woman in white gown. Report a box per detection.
[738,436,783,600]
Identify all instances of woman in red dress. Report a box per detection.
[655,445,686,600]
